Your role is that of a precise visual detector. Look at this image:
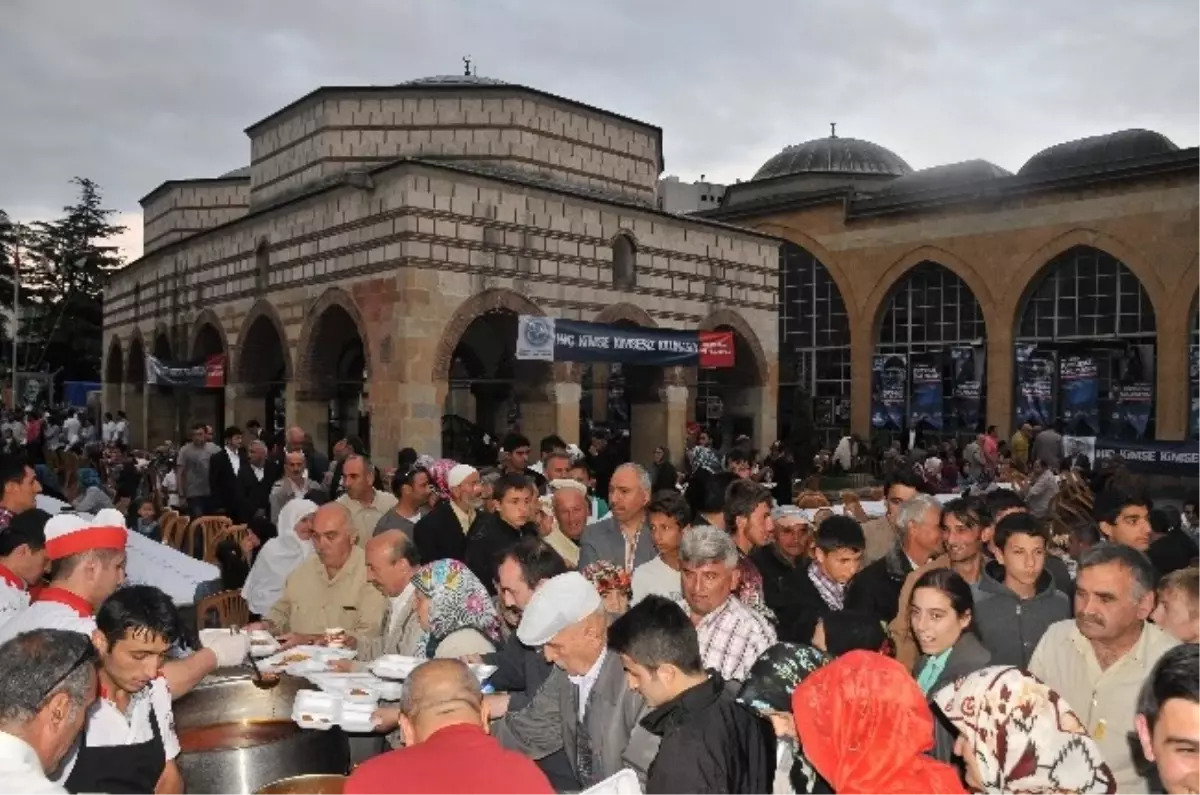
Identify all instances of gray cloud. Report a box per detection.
[1,0,1195,258]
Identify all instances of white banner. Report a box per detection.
[516,315,556,362]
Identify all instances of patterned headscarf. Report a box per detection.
[793,651,965,795]
[933,666,1117,794]
[580,561,632,597]
[426,459,458,501]
[689,445,722,474]
[412,559,502,657]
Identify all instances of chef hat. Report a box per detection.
[447,464,478,489]
[44,508,128,561]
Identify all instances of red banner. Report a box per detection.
[699,331,735,368]
[204,354,226,387]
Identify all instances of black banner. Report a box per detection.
[146,355,226,388]
[871,354,906,431]
[1014,345,1054,428]
[1112,381,1153,439]
[1093,438,1199,476]
[950,347,983,431]
[909,358,943,431]
[1060,354,1099,435]
[516,316,734,367]
[1191,345,1199,439]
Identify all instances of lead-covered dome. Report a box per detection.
[399,74,508,87]
[753,135,913,181]
[879,159,1012,195]
[1019,129,1178,176]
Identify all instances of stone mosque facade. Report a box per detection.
[102,75,780,464]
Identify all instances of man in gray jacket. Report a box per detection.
[490,571,660,788]
[975,512,1071,667]
[577,464,656,570]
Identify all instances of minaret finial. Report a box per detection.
[463,55,472,76]
[830,122,837,138]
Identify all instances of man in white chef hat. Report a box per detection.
[0,509,246,696]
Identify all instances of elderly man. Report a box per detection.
[269,450,326,524]
[348,660,552,795]
[550,479,589,545]
[412,465,482,564]
[351,530,424,662]
[0,629,97,793]
[677,525,776,682]
[488,571,660,789]
[337,456,398,547]
[1031,544,1179,793]
[857,470,924,564]
[846,493,944,625]
[577,463,656,571]
[254,503,387,645]
[240,439,274,533]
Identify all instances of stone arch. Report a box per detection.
[105,337,124,384]
[125,334,146,386]
[1005,228,1165,332]
[234,299,293,384]
[592,302,658,328]
[296,287,372,396]
[1166,252,1200,332]
[611,232,638,289]
[432,288,546,383]
[190,309,228,359]
[864,245,995,340]
[752,222,860,325]
[152,322,172,360]
[698,308,770,387]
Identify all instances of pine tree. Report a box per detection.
[22,178,125,381]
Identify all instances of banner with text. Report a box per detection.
[909,356,944,431]
[1113,381,1153,439]
[950,346,984,431]
[1191,345,1199,439]
[1094,438,1198,476]
[871,354,907,431]
[1014,345,1055,428]
[146,354,226,388]
[515,316,734,368]
[1059,354,1099,435]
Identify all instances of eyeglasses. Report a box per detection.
[37,640,98,706]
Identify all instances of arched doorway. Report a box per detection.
[103,338,123,421]
[1015,246,1157,439]
[875,261,987,445]
[124,336,146,446]
[695,323,767,452]
[301,302,369,458]
[235,306,291,442]
[778,242,852,454]
[148,332,176,446]
[191,319,227,434]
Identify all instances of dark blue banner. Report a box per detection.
[516,316,735,367]
[1060,354,1099,435]
[951,347,983,431]
[1190,345,1199,439]
[1014,345,1055,428]
[871,354,906,431]
[1112,381,1153,439]
[909,360,944,431]
[1094,438,1198,476]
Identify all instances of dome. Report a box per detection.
[218,166,250,179]
[399,74,508,87]
[879,159,1012,195]
[1018,129,1178,177]
[753,135,913,181]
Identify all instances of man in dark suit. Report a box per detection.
[240,439,276,540]
[209,425,250,521]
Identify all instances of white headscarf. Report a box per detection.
[241,499,319,615]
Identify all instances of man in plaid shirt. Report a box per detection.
[678,524,776,682]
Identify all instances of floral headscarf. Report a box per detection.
[580,561,632,597]
[933,666,1117,794]
[412,559,502,657]
[426,458,458,501]
[688,445,722,474]
[793,651,965,795]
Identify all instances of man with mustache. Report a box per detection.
[1030,544,1179,794]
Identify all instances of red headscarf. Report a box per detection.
[792,651,965,795]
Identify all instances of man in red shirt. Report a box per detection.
[346,659,552,795]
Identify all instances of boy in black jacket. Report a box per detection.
[779,516,865,644]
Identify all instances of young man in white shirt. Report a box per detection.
[632,490,688,605]
[0,509,49,629]
[113,411,129,446]
[101,413,116,446]
[62,411,81,448]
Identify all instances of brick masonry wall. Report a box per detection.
[142,180,251,254]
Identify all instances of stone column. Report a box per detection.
[287,381,330,456]
[146,388,177,448]
[986,325,1015,437]
[850,327,874,439]
[1155,315,1188,441]
[225,384,262,432]
[663,384,690,462]
[122,385,144,446]
[591,364,609,423]
[102,382,122,426]
[630,401,665,466]
[553,382,582,446]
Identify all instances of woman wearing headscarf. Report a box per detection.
[736,643,833,794]
[72,467,114,514]
[411,559,503,659]
[934,666,1117,794]
[241,498,318,616]
[792,651,965,795]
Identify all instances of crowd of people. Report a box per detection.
[0,412,1193,794]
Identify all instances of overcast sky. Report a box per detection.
[2,0,1196,261]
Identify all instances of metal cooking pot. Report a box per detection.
[255,774,346,794]
[173,669,349,794]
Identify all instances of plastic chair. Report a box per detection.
[188,515,232,561]
[195,589,250,630]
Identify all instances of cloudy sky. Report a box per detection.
[2,0,1196,261]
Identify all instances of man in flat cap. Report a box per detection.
[489,571,660,789]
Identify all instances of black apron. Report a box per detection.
[64,697,166,794]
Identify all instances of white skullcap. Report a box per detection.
[447,464,478,489]
[549,478,587,496]
[45,508,128,561]
[517,571,602,647]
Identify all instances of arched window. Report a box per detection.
[611,234,636,289]
[255,238,270,293]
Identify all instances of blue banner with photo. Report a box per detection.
[951,347,983,431]
[871,354,907,430]
[1014,345,1055,428]
[1059,354,1099,435]
[909,358,944,431]
[1112,381,1153,439]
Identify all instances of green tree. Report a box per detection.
[21,178,125,381]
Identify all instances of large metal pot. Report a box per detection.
[255,774,346,794]
[173,669,349,794]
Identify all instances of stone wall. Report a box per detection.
[247,89,662,208]
[141,179,251,254]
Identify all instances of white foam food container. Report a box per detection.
[338,702,378,734]
[291,690,338,731]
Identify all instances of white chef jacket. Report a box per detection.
[0,565,31,630]
[53,677,179,785]
[0,589,96,645]
[0,731,66,793]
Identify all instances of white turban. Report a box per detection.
[447,464,478,489]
